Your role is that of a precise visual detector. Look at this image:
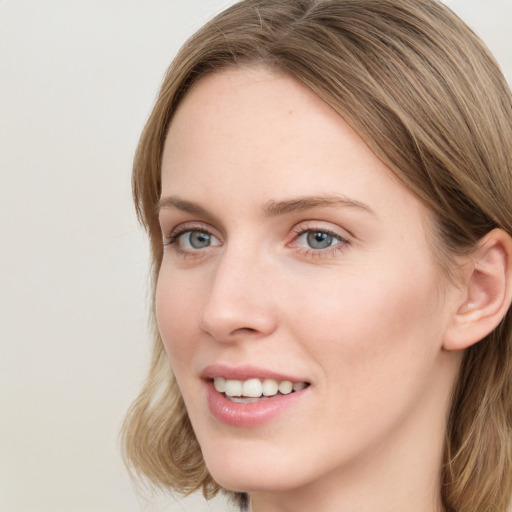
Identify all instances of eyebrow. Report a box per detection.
[156,196,211,217]
[262,194,375,217]
[156,194,375,217]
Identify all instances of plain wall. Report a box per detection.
[0,1,510,511]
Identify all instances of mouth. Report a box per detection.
[201,364,311,426]
[211,377,310,404]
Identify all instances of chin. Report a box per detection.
[202,448,280,491]
[199,438,327,494]
[209,467,302,494]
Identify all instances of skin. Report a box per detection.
[156,67,466,512]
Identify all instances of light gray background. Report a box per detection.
[1,1,510,511]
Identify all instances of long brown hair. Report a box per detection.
[122,1,512,510]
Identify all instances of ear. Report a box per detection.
[443,228,512,351]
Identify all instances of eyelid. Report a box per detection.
[287,221,351,256]
[162,219,351,260]
[289,221,350,241]
[163,222,222,248]
[164,221,210,238]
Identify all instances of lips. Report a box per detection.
[201,364,311,427]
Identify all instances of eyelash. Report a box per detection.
[289,223,349,258]
[164,224,218,258]
[163,222,350,258]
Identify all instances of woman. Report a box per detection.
[122,1,512,511]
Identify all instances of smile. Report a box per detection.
[205,377,310,427]
[214,377,309,402]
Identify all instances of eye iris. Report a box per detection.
[189,231,211,249]
[307,231,333,249]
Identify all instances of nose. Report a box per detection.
[199,246,278,342]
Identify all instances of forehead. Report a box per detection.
[161,67,430,231]
[166,67,336,157]
[164,67,386,189]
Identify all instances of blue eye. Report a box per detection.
[295,229,346,251]
[165,227,221,253]
[181,231,211,249]
[305,231,335,249]
[178,230,220,250]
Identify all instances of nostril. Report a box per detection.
[235,327,258,334]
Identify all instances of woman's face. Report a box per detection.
[156,67,462,499]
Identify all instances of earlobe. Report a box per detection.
[443,228,512,351]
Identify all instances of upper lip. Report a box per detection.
[200,364,309,383]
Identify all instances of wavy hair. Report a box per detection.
[122,1,512,511]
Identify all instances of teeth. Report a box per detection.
[293,382,306,391]
[214,377,308,398]
[278,380,293,394]
[262,378,279,396]
[214,377,226,393]
[229,396,265,404]
[224,379,242,397]
[242,378,263,397]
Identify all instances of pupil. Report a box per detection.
[190,231,210,249]
[307,231,332,249]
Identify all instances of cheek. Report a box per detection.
[155,267,201,370]
[290,260,444,395]
[279,265,448,457]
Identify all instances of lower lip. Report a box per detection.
[206,381,308,427]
